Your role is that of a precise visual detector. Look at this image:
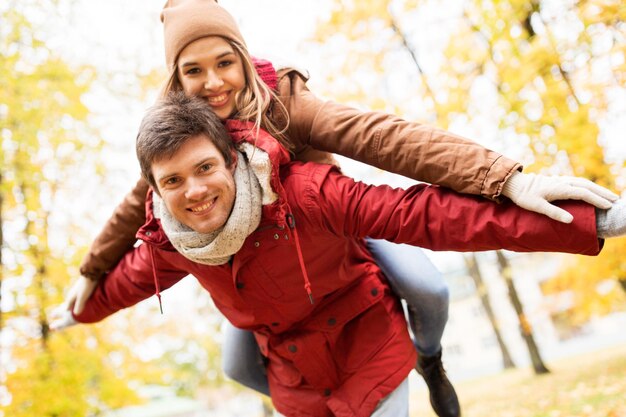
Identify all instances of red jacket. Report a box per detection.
[75,121,601,416]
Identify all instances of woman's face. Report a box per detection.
[177,36,246,120]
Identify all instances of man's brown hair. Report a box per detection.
[136,91,234,191]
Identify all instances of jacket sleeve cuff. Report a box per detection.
[482,155,523,200]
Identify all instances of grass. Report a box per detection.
[410,344,626,417]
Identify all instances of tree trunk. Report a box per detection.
[464,253,515,369]
[388,14,437,104]
[35,223,50,348]
[495,251,550,374]
[22,180,50,348]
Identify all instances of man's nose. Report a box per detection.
[204,71,224,91]
[185,179,208,200]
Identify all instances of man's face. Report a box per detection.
[152,134,236,234]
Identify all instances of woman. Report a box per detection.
[62,2,618,417]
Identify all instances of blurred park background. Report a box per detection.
[1,0,625,416]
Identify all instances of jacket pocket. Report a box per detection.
[245,257,285,299]
[239,226,295,299]
[267,353,304,387]
[304,274,396,373]
[332,301,396,372]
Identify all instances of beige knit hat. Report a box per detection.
[161,0,246,70]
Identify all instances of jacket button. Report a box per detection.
[323,388,331,396]
[145,231,152,236]
[327,317,337,326]
[284,234,289,240]
[254,241,260,247]
[288,344,297,353]
[273,233,279,240]
[370,288,378,297]
[236,282,245,289]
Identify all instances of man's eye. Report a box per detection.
[200,163,212,172]
[165,177,180,185]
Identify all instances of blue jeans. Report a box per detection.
[221,240,449,395]
[221,323,270,395]
[366,239,449,356]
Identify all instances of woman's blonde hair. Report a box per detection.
[163,37,292,151]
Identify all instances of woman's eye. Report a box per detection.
[218,60,232,68]
[185,67,200,75]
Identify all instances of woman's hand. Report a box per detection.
[501,171,619,223]
[49,276,97,330]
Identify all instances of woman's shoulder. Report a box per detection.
[252,56,310,94]
[267,57,311,91]
[261,55,310,79]
[275,66,310,95]
[276,65,309,81]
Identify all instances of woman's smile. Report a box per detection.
[206,92,230,107]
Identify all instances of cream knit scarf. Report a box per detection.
[153,142,277,265]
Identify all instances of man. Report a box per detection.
[57,92,624,417]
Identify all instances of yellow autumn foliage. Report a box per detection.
[3,331,142,417]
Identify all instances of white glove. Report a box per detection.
[49,307,78,331]
[501,172,618,223]
[49,276,98,331]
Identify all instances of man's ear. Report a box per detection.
[146,173,161,197]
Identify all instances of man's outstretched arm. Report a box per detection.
[302,166,604,256]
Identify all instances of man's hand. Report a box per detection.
[49,276,97,330]
[501,172,619,223]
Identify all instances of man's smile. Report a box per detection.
[188,196,218,213]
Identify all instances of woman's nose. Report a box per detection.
[204,71,224,91]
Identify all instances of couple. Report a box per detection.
[59,91,625,416]
[53,1,626,416]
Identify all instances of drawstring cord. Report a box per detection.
[286,213,314,305]
[148,245,164,314]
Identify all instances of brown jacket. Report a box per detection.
[79,67,521,279]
